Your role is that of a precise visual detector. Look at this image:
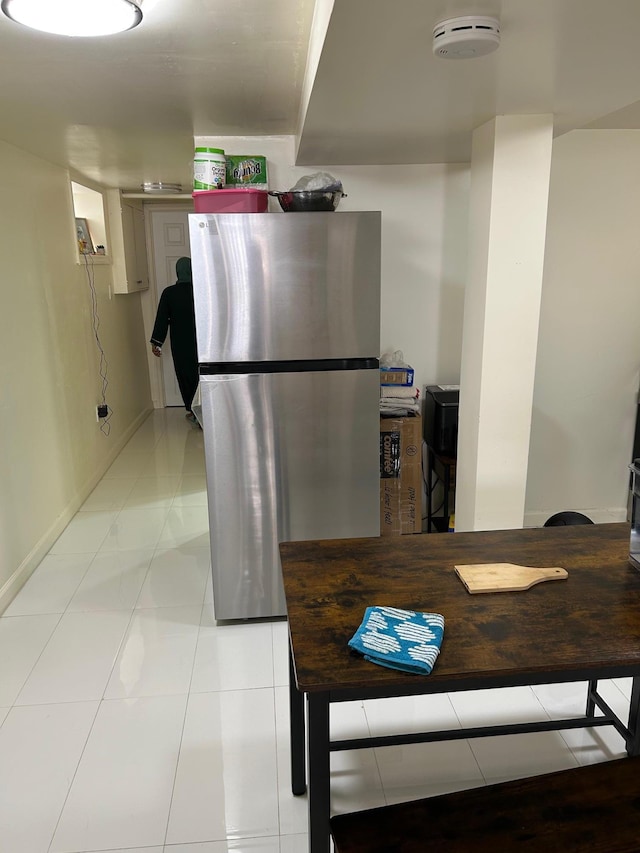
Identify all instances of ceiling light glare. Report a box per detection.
[1,0,143,37]
[141,182,183,194]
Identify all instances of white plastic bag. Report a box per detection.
[380,350,409,368]
[291,172,343,192]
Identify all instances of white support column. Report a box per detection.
[455,115,553,532]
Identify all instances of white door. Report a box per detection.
[149,209,192,406]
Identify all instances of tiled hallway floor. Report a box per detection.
[0,408,632,852]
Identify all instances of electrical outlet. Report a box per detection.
[97,404,108,420]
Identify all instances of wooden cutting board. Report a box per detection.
[454,562,568,594]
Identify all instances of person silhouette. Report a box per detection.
[150,257,199,423]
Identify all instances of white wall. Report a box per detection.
[525,130,640,525]
[0,139,153,606]
[194,135,470,392]
[296,0,335,145]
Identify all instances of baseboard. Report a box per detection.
[0,407,153,614]
[523,507,628,528]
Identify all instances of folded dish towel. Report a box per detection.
[380,386,420,399]
[348,606,445,675]
[379,399,420,415]
[380,397,420,408]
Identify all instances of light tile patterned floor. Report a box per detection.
[0,408,630,852]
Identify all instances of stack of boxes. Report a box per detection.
[379,362,423,535]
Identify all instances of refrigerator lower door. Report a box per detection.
[200,368,380,620]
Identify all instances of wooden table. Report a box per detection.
[279,523,640,853]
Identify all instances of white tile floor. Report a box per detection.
[0,408,632,852]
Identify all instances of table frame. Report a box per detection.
[289,649,640,853]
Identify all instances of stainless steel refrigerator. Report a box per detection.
[189,212,381,620]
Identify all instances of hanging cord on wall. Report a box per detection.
[83,253,113,436]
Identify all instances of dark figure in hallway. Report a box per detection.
[150,257,199,422]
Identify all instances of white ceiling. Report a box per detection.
[2,0,640,190]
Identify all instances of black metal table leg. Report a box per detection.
[289,640,306,795]
[627,676,640,756]
[443,456,450,527]
[427,445,433,533]
[586,679,598,717]
[307,692,331,853]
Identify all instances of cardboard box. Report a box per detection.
[380,366,415,386]
[380,414,422,535]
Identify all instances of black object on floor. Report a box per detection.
[544,511,594,526]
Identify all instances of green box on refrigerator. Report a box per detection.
[225,155,268,189]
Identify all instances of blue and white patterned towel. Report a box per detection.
[348,606,445,675]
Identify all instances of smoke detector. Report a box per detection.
[433,15,500,59]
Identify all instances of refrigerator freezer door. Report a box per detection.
[189,212,381,364]
[200,368,380,620]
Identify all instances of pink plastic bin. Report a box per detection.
[192,188,268,213]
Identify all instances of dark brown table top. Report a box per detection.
[279,523,640,694]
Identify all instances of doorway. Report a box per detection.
[147,207,192,407]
